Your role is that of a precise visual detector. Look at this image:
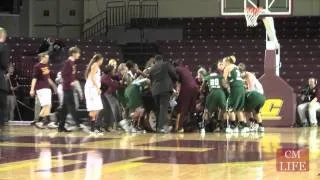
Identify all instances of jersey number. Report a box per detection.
[235,70,242,81]
[209,79,220,89]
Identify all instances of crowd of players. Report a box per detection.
[27,43,267,135]
[0,26,268,136]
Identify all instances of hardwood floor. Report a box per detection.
[0,126,319,180]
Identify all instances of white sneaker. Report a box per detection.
[232,127,239,133]
[35,122,45,129]
[200,128,206,134]
[119,119,130,132]
[94,129,104,136]
[47,122,58,129]
[240,127,250,133]
[167,126,173,133]
[82,127,92,134]
[225,127,233,133]
[131,127,138,133]
[258,126,265,132]
[214,127,221,132]
[79,124,87,129]
[66,125,80,131]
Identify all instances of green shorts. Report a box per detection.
[227,86,245,111]
[117,88,127,106]
[205,89,226,112]
[244,91,266,113]
[125,85,142,110]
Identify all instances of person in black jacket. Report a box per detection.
[0,27,9,138]
[149,55,178,133]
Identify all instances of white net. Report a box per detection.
[244,7,264,27]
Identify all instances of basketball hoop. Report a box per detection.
[244,7,264,27]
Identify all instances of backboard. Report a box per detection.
[221,0,292,16]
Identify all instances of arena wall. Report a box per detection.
[29,0,84,38]
[24,0,320,37]
[84,0,320,20]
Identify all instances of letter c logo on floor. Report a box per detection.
[261,99,283,120]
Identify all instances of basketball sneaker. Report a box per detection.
[200,128,206,134]
[232,126,239,133]
[131,127,144,134]
[94,129,104,136]
[225,126,233,133]
[258,126,265,132]
[34,122,45,129]
[240,126,250,133]
[47,122,58,129]
[119,119,130,133]
[239,122,250,133]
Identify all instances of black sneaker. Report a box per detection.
[58,127,72,132]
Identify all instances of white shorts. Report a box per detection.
[85,87,103,112]
[36,88,52,107]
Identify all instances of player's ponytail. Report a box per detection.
[85,53,103,79]
[230,55,236,64]
[223,55,236,64]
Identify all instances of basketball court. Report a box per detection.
[0,126,319,179]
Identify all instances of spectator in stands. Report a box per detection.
[0,27,9,139]
[149,55,178,133]
[5,63,19,121]
[297,78,317,127]
[307,79,320,127]
[38,37,65,62]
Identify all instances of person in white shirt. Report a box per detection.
[239,63,264,94]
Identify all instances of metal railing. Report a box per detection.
[81,10,107,39]
[81,0,158,39]
[106,1,127,27]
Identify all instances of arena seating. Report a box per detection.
[158,16,320,93]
